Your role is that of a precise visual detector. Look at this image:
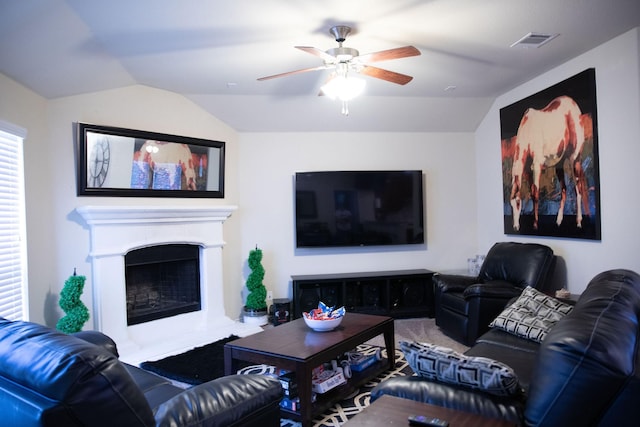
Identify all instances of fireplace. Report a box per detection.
[125,244,201,326]
[76,205,262,364]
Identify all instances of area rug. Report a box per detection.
[139,335,245,385]
[238,344,413,427]
[140,339,412,427]
[139,318,466,426]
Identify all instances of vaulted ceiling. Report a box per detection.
[1,0,638,132]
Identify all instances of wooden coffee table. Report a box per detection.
[342,395,517,426]
[224,312,394,427]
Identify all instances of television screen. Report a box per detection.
[295,170,424,248]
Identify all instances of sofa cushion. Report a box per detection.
[124,363,184,410]
[466,329,540,392]
[400,341,521,396]
[489,286,573,343]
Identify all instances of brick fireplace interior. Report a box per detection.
[125,244,202,326]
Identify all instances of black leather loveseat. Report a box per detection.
[0,319,283,427]
[372,269,640,426]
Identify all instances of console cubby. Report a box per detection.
[291,269,435,319]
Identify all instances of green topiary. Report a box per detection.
[245,247,267,311]
[56,270,90,333]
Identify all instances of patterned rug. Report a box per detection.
[237,344,413,427]
[140,318,463,427]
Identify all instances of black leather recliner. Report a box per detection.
[0,318,284,427]
[434,242,555,345]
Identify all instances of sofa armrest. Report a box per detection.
[371,376,524,425]
[72,330,119,357]
[463,280,523,300]
[433,274,478,293]
[154,374,283,427]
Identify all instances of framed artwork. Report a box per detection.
[76,123,225,198]
[500,68,601,240]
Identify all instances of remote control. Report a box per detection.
[408,415,449,427]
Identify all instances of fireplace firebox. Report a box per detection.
[125,244,201,326]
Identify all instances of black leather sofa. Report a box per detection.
[372,269,640,426]
[0,319,283,427]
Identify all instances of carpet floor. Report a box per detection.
[139,317,468,427]
[366,317,468,353]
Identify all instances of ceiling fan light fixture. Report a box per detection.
[321,75,366,101]
[257,24,417,115]
[326,47,360,62]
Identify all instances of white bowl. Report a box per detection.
[303,315,343,332]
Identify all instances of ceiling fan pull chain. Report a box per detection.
[341,100,349,116]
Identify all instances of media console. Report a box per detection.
[291,269,435,319]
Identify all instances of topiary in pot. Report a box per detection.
[56,270,90,334]
[245,246,267,312]
[244,247,268,325]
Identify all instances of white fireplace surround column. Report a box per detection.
[76,205,261,364]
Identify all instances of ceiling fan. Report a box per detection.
[257,25,421,89]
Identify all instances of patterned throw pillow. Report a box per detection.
[489,286,573,343]
[400,341,521,396]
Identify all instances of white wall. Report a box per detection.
[475,28,640,293]
[45,87,244,328]
[0,74,50,324]
[0,78,244,326]
[236,132,478,303]
[2,27,638,327]
[0,73,478,326]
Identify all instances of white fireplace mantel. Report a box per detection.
[76,205,237,257]
[76,205,261,364]
[77,205,237,225]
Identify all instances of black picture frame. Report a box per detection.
[500,68,601,240]
[76,122,225,198]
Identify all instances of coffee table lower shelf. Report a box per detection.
[279,358,390,422]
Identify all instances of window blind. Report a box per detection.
[0,123,28,321]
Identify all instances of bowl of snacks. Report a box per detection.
[303,302,345,332]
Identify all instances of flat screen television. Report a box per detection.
[295,170,424,248]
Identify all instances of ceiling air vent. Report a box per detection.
[510,32,559,48]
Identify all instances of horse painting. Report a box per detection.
[500,69,600,240]
[502,94,599,238]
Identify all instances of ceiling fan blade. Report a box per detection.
[360,65,413,85]
[257,65,328,81]
[357,45,421,63]
[295,46,336,62]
